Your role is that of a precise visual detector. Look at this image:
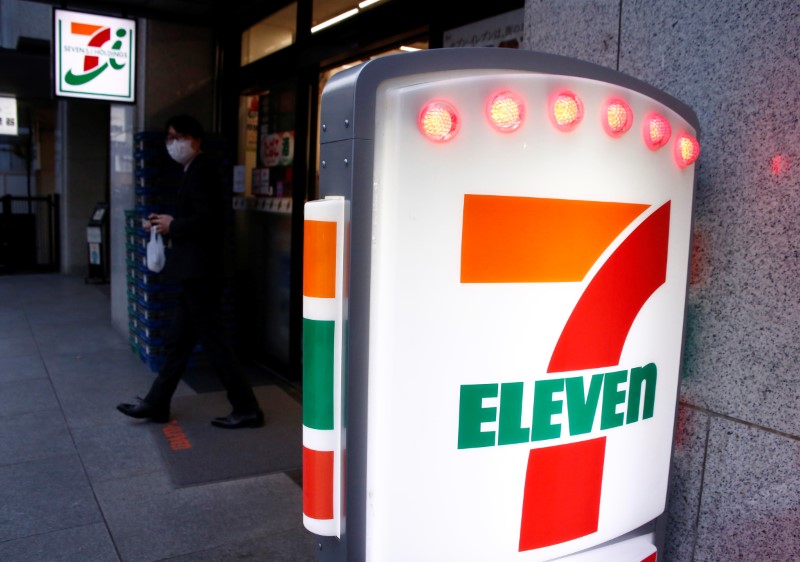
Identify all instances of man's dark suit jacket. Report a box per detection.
[164,152,226,282]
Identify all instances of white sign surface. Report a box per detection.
[54,9,136,102]
[0,97,18,136]
[363,70,696,561]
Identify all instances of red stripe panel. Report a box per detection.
[519,437,606,551]
[642,553,657,562]
[84,28,111,71]
[547,202,670,373]
[84,56,99,72]
[303,446,334,520]
[88,27,111,47]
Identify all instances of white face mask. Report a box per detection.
[166,138,198,165]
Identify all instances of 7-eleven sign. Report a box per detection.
[305,49,698,562]
[460,195,669,552]
[54,9,136,102]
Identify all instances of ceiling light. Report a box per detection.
[311,8,359,33]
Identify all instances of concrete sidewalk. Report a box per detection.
[0,273,316,561]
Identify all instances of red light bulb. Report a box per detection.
[643,113,672,150]
[674,133,700,168]
[419,100,460,143]
[603,99,633,137]
[550,91,584,131]
[487,91,525,132]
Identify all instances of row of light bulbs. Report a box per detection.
[418,90,700,169]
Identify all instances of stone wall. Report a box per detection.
[524,1,800,560]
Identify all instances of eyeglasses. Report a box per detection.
[165,133,189,144]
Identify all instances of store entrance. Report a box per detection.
[233,81,297,377]
[232,40,428,381]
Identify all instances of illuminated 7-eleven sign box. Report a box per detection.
[303,49,699,562]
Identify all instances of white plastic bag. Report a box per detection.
[146,228,166,273]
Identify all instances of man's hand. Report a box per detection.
[147,213,174,235]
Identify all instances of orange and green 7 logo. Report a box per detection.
[461,195,670,551]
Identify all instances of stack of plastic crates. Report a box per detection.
[133,131,182,215]
[126,131,182,372]
[126,131,237,373]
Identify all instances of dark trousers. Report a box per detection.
[145,277,259,414]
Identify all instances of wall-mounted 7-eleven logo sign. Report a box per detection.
[459,194,669,553]
[54,10,136,102]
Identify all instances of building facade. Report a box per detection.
[0,0,797,559]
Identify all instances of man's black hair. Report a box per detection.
[165,114,205,140]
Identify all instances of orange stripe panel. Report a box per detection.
[304,220,337,298]
[461,195,648,283]
[71,23,103,36]
[303,446,334,520]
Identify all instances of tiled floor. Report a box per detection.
[0,274,316,561]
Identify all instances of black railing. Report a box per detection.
[0,194,60,274]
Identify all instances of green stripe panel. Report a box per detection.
[303,317,335,430]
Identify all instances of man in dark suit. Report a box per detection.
[118,115,263,429]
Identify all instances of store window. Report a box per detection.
[238,86,295,198]
[241,3,297,66]
[235,82,296,368]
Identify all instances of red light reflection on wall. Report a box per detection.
[771,155,789,175]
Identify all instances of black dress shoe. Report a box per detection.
[211,410,264,429]
[116,400,170,423]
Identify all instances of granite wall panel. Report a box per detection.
[524,0,621,68]
[619,0,800,437]
[523,0,800,560]
[665,405,708,562]
[694,417,800,561]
